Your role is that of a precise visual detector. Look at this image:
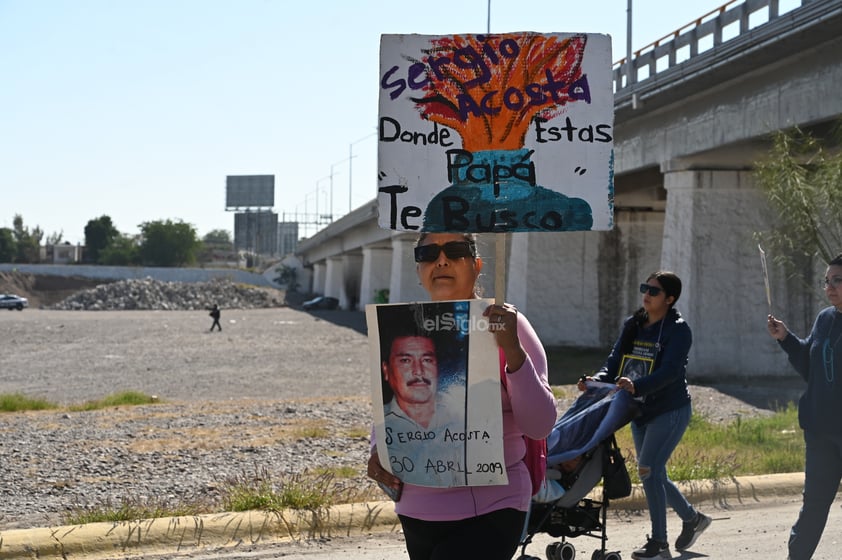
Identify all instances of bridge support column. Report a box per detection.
[505,212,664,349]
[661,169,780,378]
[360,247,393,307]
[389,235,427,303]
[507,232,603,347]
[311,262,326,295]
[324,257,343,302]
[340,254,363,310]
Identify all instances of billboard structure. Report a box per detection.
[226,175,275,209]
[226,175,277,256]
[234,211,278,256]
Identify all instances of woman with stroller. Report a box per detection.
[366,232,557,560]
[579,271,711,559]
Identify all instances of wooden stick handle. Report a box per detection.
[495,234,508,305]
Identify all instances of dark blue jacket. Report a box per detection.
[594,307,692,424]
[779,306,842,434]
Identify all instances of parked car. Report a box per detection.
[0,294,29,311]
[302,296,339,311]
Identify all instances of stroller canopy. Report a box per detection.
[546,382,640,466]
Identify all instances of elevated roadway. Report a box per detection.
[297,0,842,378]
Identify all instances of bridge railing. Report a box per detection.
[613,0,807,93]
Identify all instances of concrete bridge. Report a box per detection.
[297,0,842,379]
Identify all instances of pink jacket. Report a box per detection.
[376,312,557,521]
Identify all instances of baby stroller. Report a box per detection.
[517,382,641,560]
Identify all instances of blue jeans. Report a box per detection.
[788,430,842,560]
[631,403,696,543]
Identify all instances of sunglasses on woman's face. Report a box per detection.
[414,241,476,263]
[639,283,663,297]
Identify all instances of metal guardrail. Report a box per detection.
[612,0,810,93]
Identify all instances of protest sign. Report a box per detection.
[378,32,614,233]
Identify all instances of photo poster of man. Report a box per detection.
[619,341,656,383]
[365,298,506,488]
[377,32,614,234]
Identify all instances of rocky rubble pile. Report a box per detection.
[49,277,284,311]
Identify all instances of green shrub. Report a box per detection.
[615,405,803,483]
[0,393,56,412]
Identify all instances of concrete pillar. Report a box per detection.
[504,208,664,349]
[324,257,344,301]
[360,246,393,307]
[312,262,326,295]
[596,210,665,346]
[389,235,427,303]
[661,169,790,378]
[340,254,363,310]
[507,231,603,347]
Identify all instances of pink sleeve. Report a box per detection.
[504,313,556,439]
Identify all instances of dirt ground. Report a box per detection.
[0,271,805,410]
[0,309,803,420]
[0,307,370,405]
[0,271,108,308]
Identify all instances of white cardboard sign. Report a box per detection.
[378,32,614,233]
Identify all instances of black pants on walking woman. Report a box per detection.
[399,508,526,560]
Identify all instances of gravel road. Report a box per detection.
[0,308,801,532]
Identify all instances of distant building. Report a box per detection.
[41,243,84,264]
[278,222,299,256]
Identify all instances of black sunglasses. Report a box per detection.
[639,283,663,297]
[414,241,476,263]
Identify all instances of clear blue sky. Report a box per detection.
[1,0,753,243]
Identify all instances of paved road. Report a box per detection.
[118,494,842,560]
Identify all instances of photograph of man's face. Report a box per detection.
[382,335,439,413]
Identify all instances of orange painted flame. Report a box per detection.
[415,33,588,151]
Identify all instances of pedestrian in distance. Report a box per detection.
[767,252,842,560]
[366,232,557,560]
[579,271,711,559]
[209,304,222,332]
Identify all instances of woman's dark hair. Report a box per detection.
[648,271,682,306]
[829,253,842,267]
[620,271,683,355]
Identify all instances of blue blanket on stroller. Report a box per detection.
[546,382,641,466]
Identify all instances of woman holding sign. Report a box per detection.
[767,253,842,560]
[579,271,710,559]
[367,232,556,560]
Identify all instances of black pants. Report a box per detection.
[210,319,221,331]
[399,508,526,560]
